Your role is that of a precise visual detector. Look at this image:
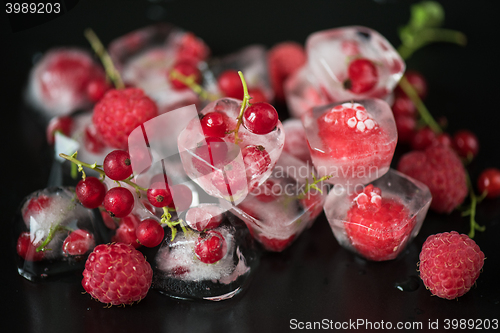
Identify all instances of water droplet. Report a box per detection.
[395,275,420,292]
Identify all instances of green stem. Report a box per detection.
[296,174,332,200]
[169,69,219,101]
[398,28,467,60]
[232,71,251,144]
[463,171,485,238]
[59,152,147,192]
[36,196,77,252]
[398,76,442,134]
[84,28,124,89]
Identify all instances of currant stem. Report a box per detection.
[232,71,251,144]
[36,196,77,252]
[59,153,147,192]
[398,28,467,60]
[463,171,486,239]
[169,69,218,101]
[398,76,442,134]
[296,174,332,200]
[84,28,125,89]
[159,207,192,241]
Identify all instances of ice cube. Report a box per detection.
[25,48,105,118]
[306,26,405,102]
[282,118,312,163]
[226,152,329,252]
[324,169,431,261]
[302,99,397,186]
[15,187,105,281]
[152,212,259,301]
[109,23,210,113]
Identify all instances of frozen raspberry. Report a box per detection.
[344,58,378,94]
[63,229,95,256]
[92,88,158,150]
[22,195,52,223]
[242,145,271,189]
[268,42,306,101]
[345,185,415,261]
[419,231,484,300]
[82,243,153,305]
[397,145,467,213]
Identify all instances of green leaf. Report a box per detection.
[409,1,445,30]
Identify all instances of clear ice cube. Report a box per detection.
[282,118,312,163]
[306,26,405,102]
[324,169,431,261]
[226,152,329,252]
[302,99,397,186]
[14,187,106,281]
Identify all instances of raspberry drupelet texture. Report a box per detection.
[397,144,467,213]
[92,88,158,150]
[419,231,484,300]
[82,243,153,305]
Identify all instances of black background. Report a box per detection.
[1,0,499,332]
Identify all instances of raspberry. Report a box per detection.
[344,185,415,261]
[92,88,158,150]
[267,42,306,101]
[82,243,153,305]
[397,145,467,213]
[419,231,484,300]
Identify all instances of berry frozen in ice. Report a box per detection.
[344,58,379,94]
[194,230,227,264]
[419,231,484,300]
[147,182,173,208]
[92,88,158,150]
[62,229,95,256]
[82,243,153,305]
[17,232,45,262]
[169,59,202,90]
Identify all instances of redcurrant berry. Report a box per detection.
[217,70,243,100]
[394,115,416,144]
[200,111,229,137]
[104,187,135,218]
[477,168,500,199]
[46,116,74,145]
[392,94,416,117]
[193,137,228,175]
[112,214,140,248]
[194,230,226,264]
[17,232,45,261]
[435,133,453,147]
[344,58,378,94]
[396,70,427,99]
[147,182,173,208]
[103,150,133,181]
[62,229,95,256]
[248,88,268,104]
[453,130,479,159]
[76,177,106,209]
[169,60,201,90]
[86,78,110,103]
[136,219,164,248]
[243,102,279,135]
[411,127,436,151]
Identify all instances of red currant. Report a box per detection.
[76,177,107,209]
[86,78,110,102]
[62,229,95,256]
[112,214,141,248]
[392,94,416,117]
[477,168,500,199]
[453,130,479,159]
[169,60,201,90]
[200,111,229,137]
[136,219,164,248]
[435,133,453,147]
[103,150,133,181]
[46,116,74,145]
[397,70,427,99]
[147,182,173,208]
[248,88,268,104]
[22,195,52,222]
[84,125,106,154]
[16,232,45,261]
[411,127,436,151]
[104,187,135,218]
[194,230,226,264]
[344,58,378,94]
[394,115,416,144]
[243,102,279,135]
[217,70,244,100]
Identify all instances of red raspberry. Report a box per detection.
[345,185,415,261]
[82,243,153,305]
[397,145,467,213]
[419,231,484,300]
[92,88,158,150]
[268,42,306,101]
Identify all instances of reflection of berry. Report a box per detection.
[344,58,378,94]
[104,187,135,218]
[194,230,226,264]
[92,88,158,150]
[419,231,484,300]
[397,145,467,213]
[82,243,153,305]
[17,232,45,261]
[185,205,223,231]
[63,229,95,256]
[76,177,106,209]
[345,185,414,261]
[477,168,500,198]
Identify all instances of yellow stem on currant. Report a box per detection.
[232,71,251,144]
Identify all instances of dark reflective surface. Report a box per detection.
[2,1,499,332]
